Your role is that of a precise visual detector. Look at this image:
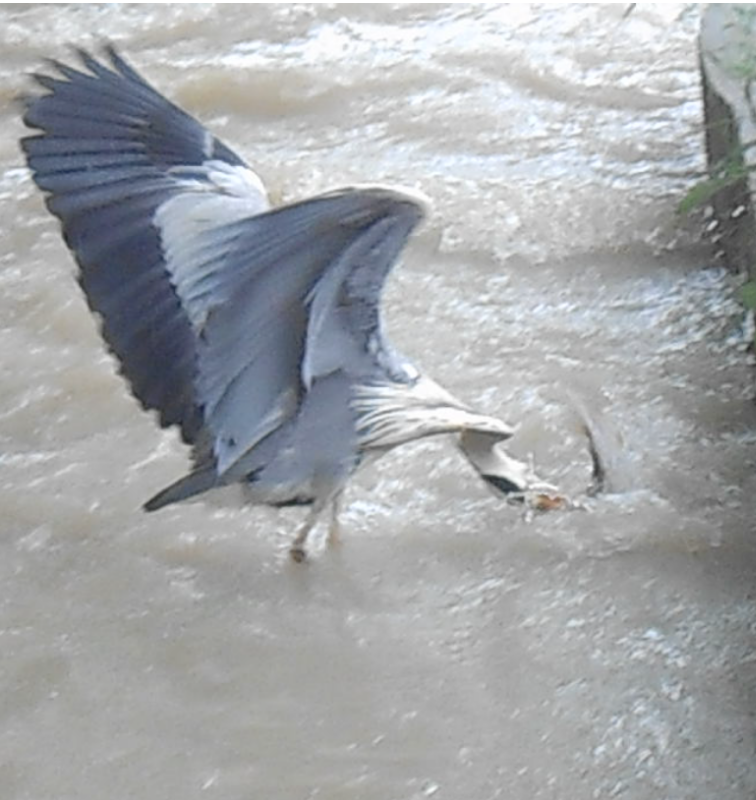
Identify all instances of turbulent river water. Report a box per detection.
[1,4,755,800]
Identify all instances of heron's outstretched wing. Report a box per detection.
[21,47,269,444]
[167,186,426,476]
[21,49,426,481]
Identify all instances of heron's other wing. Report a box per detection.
[178,187,427,476]
[302,185,427,386]
[21,47,269,444]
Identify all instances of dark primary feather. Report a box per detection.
[20,47,250,444]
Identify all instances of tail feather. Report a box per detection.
[144,466,218,511]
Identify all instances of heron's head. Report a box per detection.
[457,429,532,498]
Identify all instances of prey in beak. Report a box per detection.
[457,429,570,512]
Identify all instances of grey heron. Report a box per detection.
[21,47,559,561]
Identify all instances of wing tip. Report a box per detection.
[20,41,126,126]
[22,41,140,96]
[144,466,217,511]
[334,183,431,219]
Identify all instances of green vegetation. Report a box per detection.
[741,279,756,311]
[677,140,755,216]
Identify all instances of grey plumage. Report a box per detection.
[21,47,547,561]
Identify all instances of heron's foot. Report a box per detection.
[288,494,344,562]
[289,543,308,563]
[288,522,313,564]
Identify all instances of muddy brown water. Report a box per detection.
[1,4,755,799]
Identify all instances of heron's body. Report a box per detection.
[21,48,543,560]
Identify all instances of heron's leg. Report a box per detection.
[326,492,343,548]
[288,490,345,562]
[289,507,318,563]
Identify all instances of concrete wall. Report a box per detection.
[699,5,756,281]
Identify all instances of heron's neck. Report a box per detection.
[352,376,511,450]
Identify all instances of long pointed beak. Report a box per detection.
[457,429,532,496]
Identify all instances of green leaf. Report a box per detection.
[740,280,756,309]
[677,174,737,214]
[678,141,756,215]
